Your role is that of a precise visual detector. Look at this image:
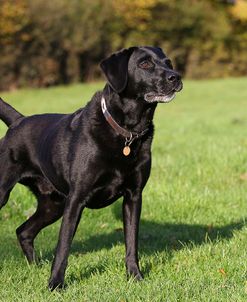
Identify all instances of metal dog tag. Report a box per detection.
[123,146,131,156]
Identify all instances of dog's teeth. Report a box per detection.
[145,93,176,103]
[154,93,175,103]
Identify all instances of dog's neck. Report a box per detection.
[102,85,157,133]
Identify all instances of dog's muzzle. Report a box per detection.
[144,81,183,104]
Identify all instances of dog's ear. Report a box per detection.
[100,47,137,93]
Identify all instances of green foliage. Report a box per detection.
[0,0,246,90]
[0,78,247,300]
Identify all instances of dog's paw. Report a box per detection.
[48,277,64,291]
[132,271,144,281]
[127,265,144,281]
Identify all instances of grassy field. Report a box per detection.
[0,78,246,301]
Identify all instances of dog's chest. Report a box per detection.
[85,169,126,209]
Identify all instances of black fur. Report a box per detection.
[0,97,23,126]
[0,46,182,290]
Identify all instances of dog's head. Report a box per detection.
[100,46,182,103]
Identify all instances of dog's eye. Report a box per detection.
[165,59,173,70]
[139,60,154,69]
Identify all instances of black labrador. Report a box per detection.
[0,46,182,290]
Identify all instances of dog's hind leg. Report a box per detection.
[16,192,65,263]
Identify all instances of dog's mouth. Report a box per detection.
[144,81,183,104]
[144,93,176,103]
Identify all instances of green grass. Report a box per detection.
[0,78,247,301]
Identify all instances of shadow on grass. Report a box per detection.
[69,203,246,257]
[70,219,244,256]
[66,205,245,282]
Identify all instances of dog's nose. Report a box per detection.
[167,72,181,83]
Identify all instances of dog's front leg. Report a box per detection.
[122,189,143,280]
[48,193,85,291]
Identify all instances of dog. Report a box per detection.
[0,46,182,290]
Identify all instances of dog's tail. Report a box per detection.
[0,97,24,127]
